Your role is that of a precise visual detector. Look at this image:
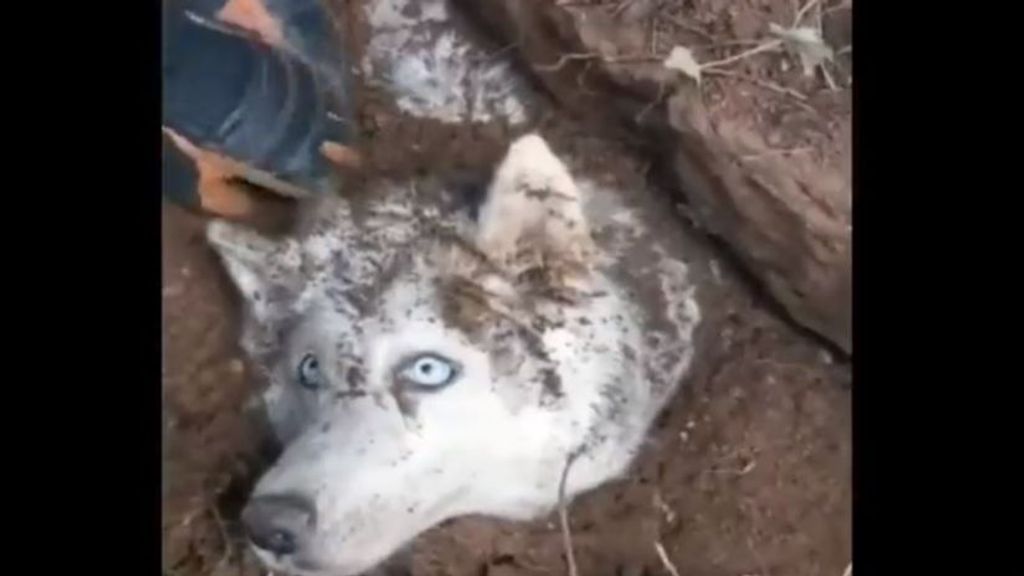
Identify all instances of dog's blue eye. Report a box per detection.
[399,354,458,389]
[297,354,324,390]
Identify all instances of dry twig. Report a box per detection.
[740,147,814,161]
[558,449,584,576]
[209,504,234,570]
[793,0,824,27]
[747,537,769,576]
[821,62,840,91]
[535,52,600,72]
[658,12,716,42]
[654,541,682,576]
[823,0,852,16]
[703,68,815,113]
[535,51,658,72]
[635,78,668,124]
[611,0,637,18]
[700,40,783,70]
[576,60,600,96]
[473,42,520,63]
[699,39,767,50]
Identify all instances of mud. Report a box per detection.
[455,0,853,353]
[162,1,851,575]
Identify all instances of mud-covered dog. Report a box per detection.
[209,135,700,575]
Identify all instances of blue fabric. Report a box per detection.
[162,131,200,208]
[161,1,354,195]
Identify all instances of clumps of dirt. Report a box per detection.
[162,205,269,576]
[658,0,852,200]
[163,188,851,575]
[456,0,852,354]
[357,0,536,124]
[162,1,851,575]
[358,94,515,178]
[341,0,535,181]
[409,296,850,576]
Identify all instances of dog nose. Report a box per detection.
[242,494,316,556]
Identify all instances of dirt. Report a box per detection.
[669,0,852,166]
[162,1,851,575]
[454,0,852,352]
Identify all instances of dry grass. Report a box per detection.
[558,449,584,576]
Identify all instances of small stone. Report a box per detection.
[227,359,245,374]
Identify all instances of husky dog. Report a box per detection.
[208,135,700,575]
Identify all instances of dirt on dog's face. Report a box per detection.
[208,136,699,575]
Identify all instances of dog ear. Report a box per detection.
[473,134,597,298]
[207,219,302,322]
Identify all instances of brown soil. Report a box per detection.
[162,1,851,575]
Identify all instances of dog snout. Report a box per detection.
[242,493,317,556]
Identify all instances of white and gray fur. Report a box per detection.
[208,135,700,576]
